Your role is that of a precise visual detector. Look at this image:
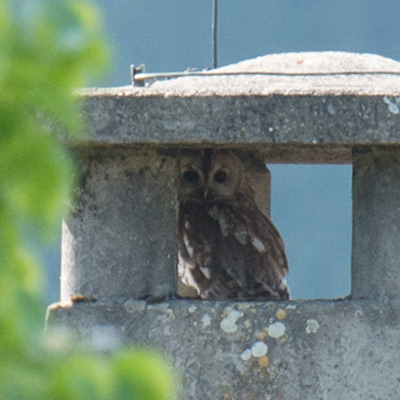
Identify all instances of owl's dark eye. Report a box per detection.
[183,170,200,182]
[213,170,227,183]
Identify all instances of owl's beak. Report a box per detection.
[203,188,216,202]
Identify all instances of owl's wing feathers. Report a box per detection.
[178,203,228,297]
[214,204,289,300]
[179,202,289,300]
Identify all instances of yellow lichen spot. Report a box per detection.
[280,337,288,344]
[258,331,267,340]
[276,308,286,320]
[258,356,269,368]
[250,309,257,314]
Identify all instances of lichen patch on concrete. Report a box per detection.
[257,355,270,368]
[240,349,252,361]
[276,308,287,320]
[306,319,320,334]
[267,322,286,338]
[187,305,197,314]
[383,96,400,114]
[251,341,268,357]
[201,313,211,328]
[220,309,244,333]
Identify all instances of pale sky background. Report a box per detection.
[45,1,400,301]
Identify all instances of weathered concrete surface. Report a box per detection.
[352,148,400,299]
[236,151,271,218]
[48,299,400,400]
[148,52,400,96]
[78,52,400,163]
[61,147,178,301]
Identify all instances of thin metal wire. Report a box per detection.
[212,0,218,68]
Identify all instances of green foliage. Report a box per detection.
[0,0,179,399]
[48,349,178,400]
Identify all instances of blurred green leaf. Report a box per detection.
[50,355,113,400]
[114,349,179,400]
[0,0,179,399]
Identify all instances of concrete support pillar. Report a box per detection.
[352,147,400,299]
[237,150,271,217]
[61,147,177,301]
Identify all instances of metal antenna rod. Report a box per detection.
[212,0,218,68]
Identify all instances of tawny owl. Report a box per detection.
[177,149,289,300]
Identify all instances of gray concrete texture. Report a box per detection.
[61,147,178,301]
[352,147,400,299]
[80,52,400,164]
[48,298,400,400]
[50,52,400,399]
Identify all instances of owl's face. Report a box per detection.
[178,149,244,202]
